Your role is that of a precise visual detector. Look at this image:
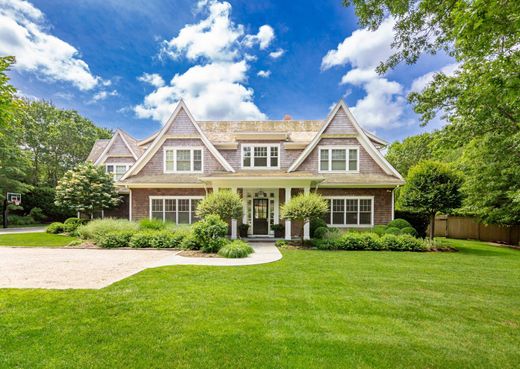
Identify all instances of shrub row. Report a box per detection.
[98,229,189,249]
[314,232,429,252]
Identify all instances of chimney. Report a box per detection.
[283,114,292,120]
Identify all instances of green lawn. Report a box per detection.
[0,239,518,368]
[0,232,77,247]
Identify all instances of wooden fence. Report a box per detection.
[434,215,520,245]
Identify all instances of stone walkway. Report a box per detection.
[0,242,281,290]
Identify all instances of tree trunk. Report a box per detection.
[301,223,304,247]
[429,214,435,242]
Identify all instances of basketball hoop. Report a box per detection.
[6,192,21,206]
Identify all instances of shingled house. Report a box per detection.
[86,99,404,240]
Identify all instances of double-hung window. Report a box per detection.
[105,164,130,181]
[242,144,279,169]
[164,147,203,173]
[150,197,203,224]
[319,146,359,172]
[322,197,373,226]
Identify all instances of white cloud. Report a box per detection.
[410,63,460,92]
[321,17,411,129]
[0,0,104,90]
[160,0,243,61]
[136,0,272,122]
[257,70,271,78]
[321,17,395,71]
[243,25,274,49]
[92,89,118,102]
[138,73,165,88]
[135,61,265,121]
[269,48,284,59]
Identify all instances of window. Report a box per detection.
[242,144,280,168]
[163,147,203,173]
[105,164,130,181]
[149,197,203,224]
[319,147,359,172]
[323,197,373,226]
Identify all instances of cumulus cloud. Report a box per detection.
[91,89,118,102]
[136,0,274,122]
[269,48,284,59]
[410,63,460,92]
[321,18,411,129]
[243,25,274,49]
[257,70,271,78]
[0,0,104,90]
[138,73,165,88]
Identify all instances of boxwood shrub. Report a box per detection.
[192,214,228,253]
[98,230,135,248]
[315,232,429,252]
[387,218,412,229]
[218,240,254,258]
[46,222,65,234]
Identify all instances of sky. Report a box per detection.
[0,0,456,142]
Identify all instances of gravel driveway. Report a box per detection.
[0,243,281,290]
[0,248,174,289]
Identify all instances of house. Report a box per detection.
[86,99,404,240]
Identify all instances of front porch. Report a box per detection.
[203,175,323,241]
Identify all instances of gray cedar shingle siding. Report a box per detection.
[106,134,133,156]
[104,157,136,164]
[297,137,387,176]
[322,109,356,135]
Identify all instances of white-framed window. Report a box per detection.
[318,146,359,173]
[163,147,203,173]
[149,197,203,224]
[105,164,131,181]
[242,144,280,169]
[322,197,373,227]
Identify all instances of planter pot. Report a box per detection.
[239,228,249,238]
[274,229,284,238]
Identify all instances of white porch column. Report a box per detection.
[231,187,238,239]
[285,187,292,240]
[303,186,310,240]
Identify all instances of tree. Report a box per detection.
[55,162,120,219]
[17,100,112,186]
[281,193,328,245]
[0,56,31,201]
[196,190,243,222]
[345,0,520,225]
[400,161,463,241]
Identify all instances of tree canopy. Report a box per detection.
[196,190,243,221]
[55,162,120,219]
[281,193,328,245]
[400,161,463,240]
[344,0,520,225]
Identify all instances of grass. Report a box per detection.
[0,232,78,247]
[0,239,519,368]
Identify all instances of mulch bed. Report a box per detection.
[177,250,222,258]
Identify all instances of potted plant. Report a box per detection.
[271,223,285,238]
[238,223,249,238]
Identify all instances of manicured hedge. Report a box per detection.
[129,230,187,249]
[315,232,429,252]
[98,230,135,248]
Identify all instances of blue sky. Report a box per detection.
[0,0,456,142]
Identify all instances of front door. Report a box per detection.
[253,198,269,235]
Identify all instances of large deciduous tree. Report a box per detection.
[281,193,328,245]
[17,100,112,187]
[345,0,520,225]
[55,162,120,219]
[400,161,463,241]
[0,56,30,201]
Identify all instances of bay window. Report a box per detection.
[164,147,203,173]
[150,197,202,224]
[319,146,359,172]
[323,197,373,226]
[242,144,279,168]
